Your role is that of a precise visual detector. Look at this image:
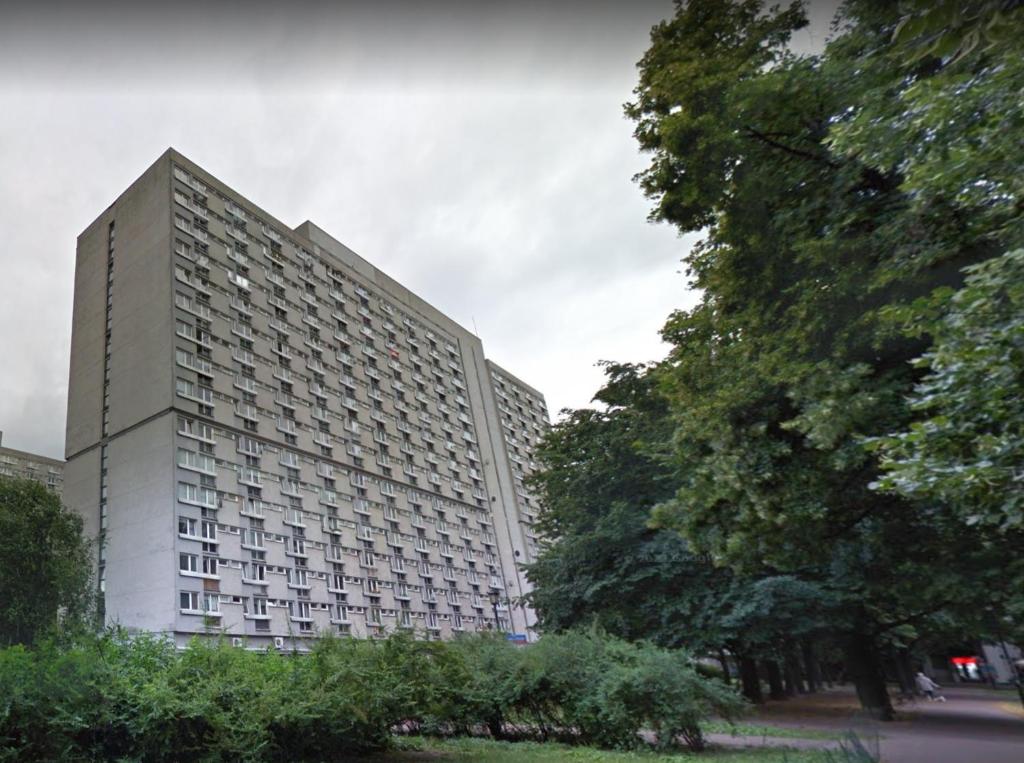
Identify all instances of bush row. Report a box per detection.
[0,629,743,761]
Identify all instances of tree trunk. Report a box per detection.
[782,658,799,696]
[765,659,786,700]
[802,640,822,692]
[718,649,732,684]
[844,632,894,721]
[894,648,916,696]
[785,649,808,694]
[739,656,763,703]
[487,713,505,740]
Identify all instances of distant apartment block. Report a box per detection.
[63,149,549,648]
[0,433,64,494]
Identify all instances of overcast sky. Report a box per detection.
[0,1,839,459]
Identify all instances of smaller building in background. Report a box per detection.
[0,432,64,494]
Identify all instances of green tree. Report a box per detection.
[627,0,1023,718]
[525,363,828,703]
[0,477,94,645]
[872,250,1024,533]
[525,363,725,651]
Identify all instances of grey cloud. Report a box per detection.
[0,0,840,459]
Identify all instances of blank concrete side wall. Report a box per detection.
[65,218,109,457]
[108,157,173,434]
[104,413,177,633]
[473,357,535,634]
[62,449,101,575]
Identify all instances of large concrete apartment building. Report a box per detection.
[0,433,64,494]
[64,149,548,648]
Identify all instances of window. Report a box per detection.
[202,557,219,576]
[178,517,197,537]
[178,482,218,509]
[177,448,216,475]
[180,591,200,611]
[178,416,214,442]
[245,562,267,582]
[179,553,198,573]
[252,597,268,617]
[242,529,265,549]
[237,435,262,456]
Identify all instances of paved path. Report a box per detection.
[878,686,1024,763]
[713,685,1024,762]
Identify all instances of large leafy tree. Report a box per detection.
[627,0,1023,718]
[0,477,94,645]
[873,250,1024,532]
[525,363,723,650]
[525,363,829,703]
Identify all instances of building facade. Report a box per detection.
[64,149,549,648]
[0,433,64,494]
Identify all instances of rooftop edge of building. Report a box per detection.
[485,359,546,404]
[0,444,65,467]
[164,149,485,350]
[80,147,547,409]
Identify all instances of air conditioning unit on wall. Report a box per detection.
[231,637,244,648]
[274,636,285,649]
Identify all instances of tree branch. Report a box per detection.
[872,600,954,635]
[742,126,840,168]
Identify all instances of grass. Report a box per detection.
[701,721,841,740]
[381,737,836,762]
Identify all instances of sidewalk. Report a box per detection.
[708,685,1024,762]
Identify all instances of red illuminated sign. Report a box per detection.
[951,656,977,666]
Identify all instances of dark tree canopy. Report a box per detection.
[528,0,1024,721]
[0,477,94,645]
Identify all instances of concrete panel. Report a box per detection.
[62,448,101,578]
[107,156,174,434]
[65,219,109,457]
[104,413,177,633]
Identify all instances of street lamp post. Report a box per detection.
[488,589,502,634]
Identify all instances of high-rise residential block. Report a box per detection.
[0,433,64,494]
[64,149,548,648]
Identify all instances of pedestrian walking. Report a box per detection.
[916,671,946,702]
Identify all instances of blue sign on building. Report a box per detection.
[506,633,528,643]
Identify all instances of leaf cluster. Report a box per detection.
[0,629,742,760]
[0,476,94,647]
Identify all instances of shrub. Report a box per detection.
[442,629,745,751]
[0,628,742,759]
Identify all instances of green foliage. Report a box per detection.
[830,1,1024,257]
[872,250,1024,532]
[626,0,808,230]
[891,1,1023,67]
[0,476,94,646]
[443,631,745,752]
[615,0,1024,717]
[525,363,738,652]
[0,631,440,761]
[524,354,831,690]
[0,630,739,760]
